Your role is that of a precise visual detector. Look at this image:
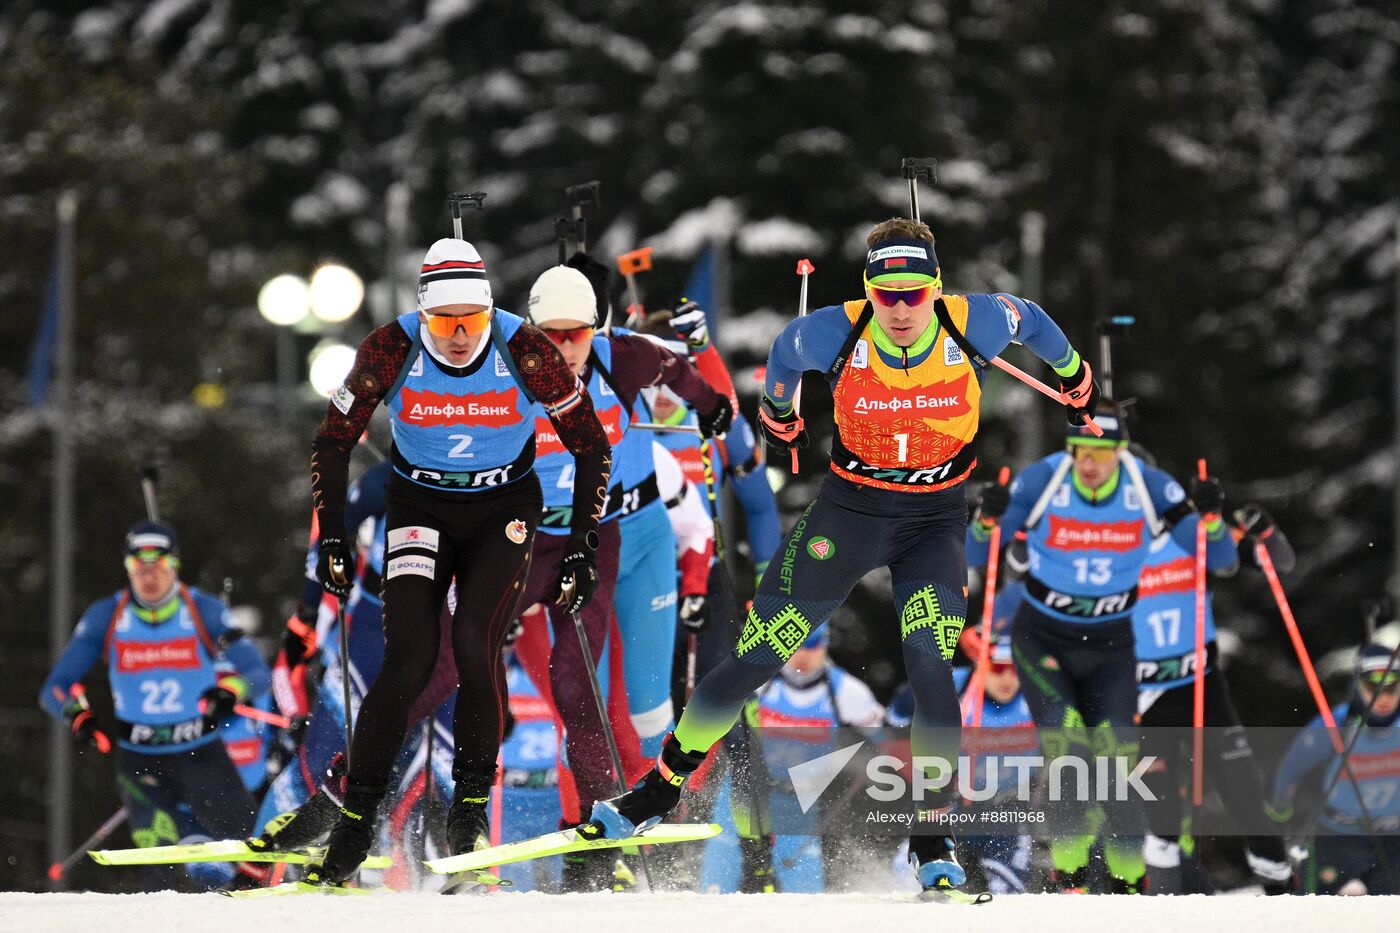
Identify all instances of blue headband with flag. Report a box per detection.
[865,237,939,285]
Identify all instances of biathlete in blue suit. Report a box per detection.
[39,520,270,890]
[1133,486,1296,893]
[966,404,1234,892]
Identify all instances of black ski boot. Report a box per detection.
[1109,874,1146,894]
[305,783,385,886]
[738,835,776,893]
[250,752,348,852]
[251,793,342,853]
[1052,864,1090,893]
[588,734,707,838]
[445,768,495,856]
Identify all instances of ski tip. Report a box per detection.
[87,851,109,866]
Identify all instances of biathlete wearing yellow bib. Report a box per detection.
[588,219,1097,898]
[828,294,982,492]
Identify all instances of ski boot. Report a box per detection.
[1246,839,1294,894]
[249,752,348,853]
[588,734,706,838]
[738,835,776,893]
[445,768,495,856]
[908,832,967,893]
[1052,865,1091,894]
[305,783,385,886]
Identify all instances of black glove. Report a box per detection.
[668,299,710,351]
[1058,358,1101,426]
[62,695,111,753]
[1233,503,1275,539]
[565,251,610,326]
[697,395,734,439]
[555,532,600,615]
[316,535,353,600]
[679,594,708,633]
[1190,475,1225,517]
[757,397,808,455]
[979,482,1011,523]
[199,679,243,725]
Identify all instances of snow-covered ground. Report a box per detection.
[1,891,1392,933]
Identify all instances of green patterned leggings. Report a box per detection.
[674,475,969,792]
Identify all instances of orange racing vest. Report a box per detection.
[829,298,981,492]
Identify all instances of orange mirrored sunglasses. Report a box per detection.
[542,325,594,346]
[424,310,491,338]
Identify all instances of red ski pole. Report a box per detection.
[967,466,1011,728]
[1192,459,1210,806]
[1257,539,1345,753]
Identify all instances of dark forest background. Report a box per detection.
[2,0,1397,891]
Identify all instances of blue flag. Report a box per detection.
[26,253,60,408]
[682,243,718,338]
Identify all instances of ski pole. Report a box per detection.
[235,704,292,729]
[1192,459,1210,807]
[694,437,738,699]
[568,607,654,891]
[48,806,128,887]
[966,466,1010,728]
[1256,543,1345,753]
[1252,526,1397,876]
[333,587,354,773]
[630,422,702,435]
[899,156,1104,437]
[787,258,815,473]
[616,247,653,328]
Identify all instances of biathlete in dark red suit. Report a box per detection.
[307,237,612,882]
[514,258,729,831]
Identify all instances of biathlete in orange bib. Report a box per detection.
[587,216,1099,899]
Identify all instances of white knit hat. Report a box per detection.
[417,238,492,310]
[527,265,598,327]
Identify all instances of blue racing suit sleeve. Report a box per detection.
[964,293,1081,377]
[1271,709,1341,814]
[38,598,114,720]
[724,415,782,573]
[1143,465,1239,571]
[763,304,855,410]
[966,457,1058,567]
